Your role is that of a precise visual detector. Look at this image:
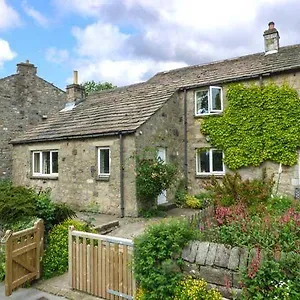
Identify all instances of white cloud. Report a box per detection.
[46,47,69,63]
[53,0,300,86]
[0,0,20,30]
[22,0,49,27]
[0,39,17,67]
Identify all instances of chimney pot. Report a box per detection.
[73,70,78,84]
[268,21,275,30]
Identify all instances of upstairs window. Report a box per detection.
[196,149,225,175]
[32,150,58,176]
[195,86,223,116]
[98,147,110,177]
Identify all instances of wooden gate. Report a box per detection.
[69,227,136,299]
[1,219,44,296]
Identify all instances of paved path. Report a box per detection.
[0,282,65,300]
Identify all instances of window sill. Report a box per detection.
[96,176,110,181]
[194,112,223,117]
[195,174,225,179]
[30,175,58,180]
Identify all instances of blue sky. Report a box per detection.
[1,0,300,90]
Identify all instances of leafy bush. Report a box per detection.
[175,179,187,207]
[42,219,93,279]
[0,246,5,282]
[204,171,274,212]
[136,148,177,210]
[133,219,196,300]
[242,252,300,299]
[174,277,222,300]
[0,181,37,226]
[36,190,76,231]
[185,194,203,209]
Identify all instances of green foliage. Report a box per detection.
[174,179,187,207]
[0,181,37,226]
[0,246,5,282]
[185,194,204,209]
[42,219,93,279]
[174,277,223,300]
[138,207,167,218]
[201,83,300,169]
[241,252,300,299]
[204,171,274,211]
[133,219,196,300]
[10,216,39,231]
[136,148,177,211]
[82,80,116,95]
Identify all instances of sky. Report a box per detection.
[0,0,300,90]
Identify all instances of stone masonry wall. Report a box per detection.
[182,241,250,299]
[12,134,138,216]
[135,92,184,206]
[181,71,300,197]
[0,62,66,179]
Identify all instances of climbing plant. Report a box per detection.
[201,83,300,169]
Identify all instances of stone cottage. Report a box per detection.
[11,23,300,216]
[0,61,66,179]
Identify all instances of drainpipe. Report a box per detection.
[119,132,125,218]
[184,89,188,190]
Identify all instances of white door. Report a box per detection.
[157,148,167,205]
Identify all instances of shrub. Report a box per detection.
[42,219,93,279]
[0,181,37,226]
[185,194,203,209]
[174,277,222,300]
[136,148,177,210]
[204,170,274,212]
[241,252,300,299]
[175,179,187,207]
[0,246,5,282]
[36,190,76,232]
[133,219,196,300]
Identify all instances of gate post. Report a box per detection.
[4,230,13,296]
[68,226,74,287]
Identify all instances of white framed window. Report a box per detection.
[98,147,110,177]
[196,149,225,175]
[195,86,223,116]
[32,150,58,176]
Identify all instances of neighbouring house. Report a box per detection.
[11,23,300,216]
[0,61,66,179]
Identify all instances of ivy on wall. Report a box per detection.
[201,83,300,169]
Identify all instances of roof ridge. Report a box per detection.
[151,43,300,78]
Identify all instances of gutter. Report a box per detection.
[11,130,136,145]
[183,89,188,190]
[119,132,125,218]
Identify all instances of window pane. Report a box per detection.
[52,151,58,173]
[196,90,209,114]
[199,150,210,173]
[211,87,222,111]
[100,149,110,174]
[212,150,223,172]
[42,152,50,174]
[33,153,40,173]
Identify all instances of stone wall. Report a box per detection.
[181,241,250,299]
[12,134,138,216]
[180,71,300,197]
[0,61,66,179]
[135,91,184,205]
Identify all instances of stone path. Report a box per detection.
[0,281,65,300]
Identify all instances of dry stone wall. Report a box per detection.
[181,241,253,299]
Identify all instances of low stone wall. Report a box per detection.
[181,241,253,299]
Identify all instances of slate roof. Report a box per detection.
[12,43,300,144]
[12,83,177,143]
[149,44,300,89]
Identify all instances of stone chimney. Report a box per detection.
[66,70,85,103]
[263,21,280,55]
[17,60,37,75]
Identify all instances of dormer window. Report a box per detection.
[195,86,223,116]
